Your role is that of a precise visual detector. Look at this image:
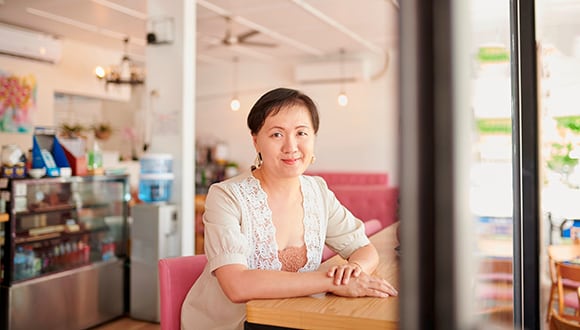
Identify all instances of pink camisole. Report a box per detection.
[277,244,308,272]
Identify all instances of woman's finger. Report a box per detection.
[374,278,398,296]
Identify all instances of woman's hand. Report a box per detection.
[329,272,398,298]
[327,262,363,285]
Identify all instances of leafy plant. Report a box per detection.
[476,118,512,134]
[547,142,578,174]
[59,123,86,138]
[91,122,113,140]
[555,116,580,133]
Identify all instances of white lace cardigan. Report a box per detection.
[181,170,369,330]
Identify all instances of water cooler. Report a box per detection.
[130,203,180,322]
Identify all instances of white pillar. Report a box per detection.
[146,0,196,255]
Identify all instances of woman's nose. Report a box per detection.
[282,135,297,152]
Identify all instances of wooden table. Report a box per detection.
[246,222,400,329]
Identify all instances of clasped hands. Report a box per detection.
[326,262,398,298]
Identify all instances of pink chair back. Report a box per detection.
[158,254,208,330]
[322,219,384,261]
[364,219,383,237]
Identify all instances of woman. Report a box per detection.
[181,88,397,329]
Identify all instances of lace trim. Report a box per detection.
[300,176,324,270]
[230,174,323,271]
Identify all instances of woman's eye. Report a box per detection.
[298,131,308,136]
[272,132,282,138]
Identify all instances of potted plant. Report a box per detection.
[59,123,86,139]
[92,122,113,141]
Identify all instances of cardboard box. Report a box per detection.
[31,127,71,177]
[60,138,88,176]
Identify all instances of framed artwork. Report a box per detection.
[0,70,36,133]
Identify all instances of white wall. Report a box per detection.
[195,52,400,185]
[53,92,146,160]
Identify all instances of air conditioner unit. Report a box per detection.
[0,24,62,63]
[294,59,367,84]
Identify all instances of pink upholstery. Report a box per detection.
[564,291,580,309]
[364,219,383,237]
[321,218,384,261]
[321,245,336,261]
[306,172,399,228]
[158,254,208,330]
[475,282,513,301]
[307,171,388,186]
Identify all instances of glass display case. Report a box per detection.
[0,175,130,330]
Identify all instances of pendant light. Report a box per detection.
[95,37,145,87]
[230,56,240,111]
[337,48,348,107]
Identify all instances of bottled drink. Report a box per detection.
[87,140,103,171]
[14,247,26,280]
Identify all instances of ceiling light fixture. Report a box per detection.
[337,48,348,107]
[95,37,145,87]
[230,56,240,111]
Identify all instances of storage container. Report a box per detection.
[138,173,174,203]
[140,153,173,174]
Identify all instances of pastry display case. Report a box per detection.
[0,174,130,330]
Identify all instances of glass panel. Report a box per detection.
[470,0,514,327]
[537,0,580,326]
[9,179,126,282]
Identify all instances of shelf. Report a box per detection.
[82,202,115,209]
[16,232,61,244]
[16,204,75,216]
[15,227,108,245]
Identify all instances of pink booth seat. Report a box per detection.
[158,254,208,330]
[333,186,399,228]
[322,219,384,261]
[306,172,399,228]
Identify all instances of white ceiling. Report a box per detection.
[0,0,399,66]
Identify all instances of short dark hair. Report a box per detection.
[247,88,320,135]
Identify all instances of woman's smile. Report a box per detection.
[282,157,301,165]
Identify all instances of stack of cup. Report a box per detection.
[138,153,174,203]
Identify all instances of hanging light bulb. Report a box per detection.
[337,92,349,106]
[230,98,241,111]
[230,56,240,111]
[337,48,348,107]
[95,66,106,79]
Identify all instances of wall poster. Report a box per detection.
[0,70,36,133]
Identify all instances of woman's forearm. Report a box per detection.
[215,265,334,303]
[215,244,381,303]
[346,243,380,274]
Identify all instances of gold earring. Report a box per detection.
[252,152,263,170]
[311,155,316,164]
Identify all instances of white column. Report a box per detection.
[146,0,196,255]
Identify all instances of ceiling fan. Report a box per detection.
[216,16,277,48]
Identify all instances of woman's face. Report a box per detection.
[253,104,316,179]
